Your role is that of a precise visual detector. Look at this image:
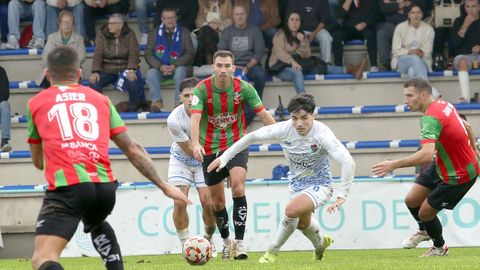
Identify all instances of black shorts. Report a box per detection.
[415,161,476,210]
[202,149,249,186]
[35,182,117,240]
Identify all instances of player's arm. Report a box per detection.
[111,131,191,205]
[245,83,276,126]
[256,108,276,126]
[463,119,480,158]
[190,113,205,161]
[29,143,44,170]
[167,117,195,158]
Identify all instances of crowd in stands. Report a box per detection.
[0,0,479,152]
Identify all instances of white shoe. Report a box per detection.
[33,38,45,49]
[420,244,448,257]
[369,66,379,72]
[140,33,148,46]
[5,35,19,49]
[402,231,431,249]
[233,239,248,260]
[221,237,233,260]
[205,237,217,258]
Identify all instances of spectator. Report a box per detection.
[234,0,280,48]
[269,11,367,93]
[391,4,434,80]
[451,0,480,103]
[5,0,46,49]
[89,13,146,112]
[40,10,86,88]
[154,0,198,31]
[83,0,128,46]
[0,0,9,45]
[217,4,266,126]
[287,0,333,64]
[0,66,11,152]
[134,0,155,45]
[45,0,84,37]
[145,7,194,112]
[194,0,232,66]
[332,0,380,70]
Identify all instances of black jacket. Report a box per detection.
[0,66,9,102]
[451,16,480,56]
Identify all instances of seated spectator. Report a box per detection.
[287,0,333,64]
[89,13,146,112]
[0,66,11,152]
[5,0,46,49]
[217,4,265,126]
[40,10,86,88]
[154,0,198,32]
[332,0,380,70]
[0,0,8,45]
[145,7,194,112]
[269,11,367,94]
[235,0,279,48]
[45,0,84,37]
[194,0,232,66]
[83,0,128,46]
[391,4,433,80]
[451,0,480,103]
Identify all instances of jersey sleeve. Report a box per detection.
[420,115,442,144]
[243,82,264,113]
[191,83,207,115]
[109,99,128,136]
[167,114,190,143]
[26,104,42,144]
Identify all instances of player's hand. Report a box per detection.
[89,73,100,84]
[326,197,345,213]
[192,143,205,162]
[372,160,396,177]
[163,185,192,205]
[207,157,224,173]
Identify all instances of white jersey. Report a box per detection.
[220,120,355,198]
[167,104,201,167]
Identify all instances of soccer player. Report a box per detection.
[166,77,217,251]
[372,78,479,257]
[207,93,355,263]
[27,46,191,270]
[190,50,276,260]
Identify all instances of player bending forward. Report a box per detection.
[166,78,217,254]
[208,93,355,263]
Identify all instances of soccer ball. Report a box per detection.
[183,236,212,265]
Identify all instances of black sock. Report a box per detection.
[90,222,124,270]
[214,208,230,239]
[233,196,247,240]
[407,206,425,231]
[423,216,445,247]
[39,261,64,270]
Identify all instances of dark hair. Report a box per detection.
[180,77,198,92]
[161,6,177,16]
[403,78,432,94]
[283,11,303,46]
[407,3,422,14]
[287,93,316,114]
[213,50,235,63]
[47,46,80,82]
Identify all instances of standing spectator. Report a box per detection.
[0,66,11,152]
[145,7,194,112]
[391,5,434,80]
[45,0,84,37]
[83,0,128,47]
[134,0,155,45]
[451,0,480,103]
[217,4,266,126]
[41,10,86,88]
[332,0,380,70]
[89,13,146,112]
[0,0,9,45]
[5,0,46,49]
[234,0,280,49]
[269,11,367,93]
[194,0,232,66]
[287,0,334,64]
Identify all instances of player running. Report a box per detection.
[373,78,479,257]
[166,77,217,253]
[207,93,355,263]
[27,46,190,270]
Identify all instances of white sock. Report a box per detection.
[177,228,189,247]
[269,216,299,253]
[458,71,471,101]
[301,218,322,249]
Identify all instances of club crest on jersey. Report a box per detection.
[192,95,200,106]
[208,113,237,129]
[310,144,318,152]
[233,92,241,104]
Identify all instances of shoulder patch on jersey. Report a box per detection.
[192,95,200,106]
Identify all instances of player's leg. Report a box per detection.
[193,165,216,241]
[32,236,69,270]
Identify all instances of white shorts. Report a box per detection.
[168,156,206,188]
[291,185,333,209]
